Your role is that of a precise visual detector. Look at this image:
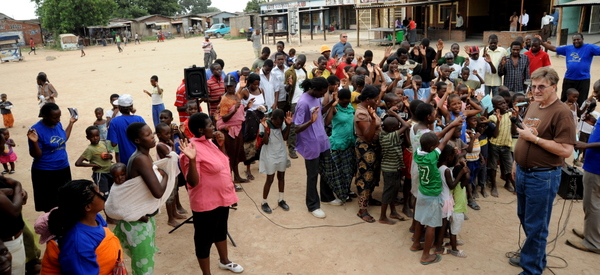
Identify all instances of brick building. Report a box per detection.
[0,14,43,46]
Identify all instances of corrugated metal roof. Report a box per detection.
[355,0,456,10]
[555,0,600,7]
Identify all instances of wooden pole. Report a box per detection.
[519,0,524,31]
[424,5,428,39]
[578,6,586,33]
[356,9,360,47]
[310,11,313,40]
[323,10,326,41]
[448,5,453,40]
[557,7,563,46]
[272,17,276,45]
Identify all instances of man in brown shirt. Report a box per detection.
[510,67,576,274]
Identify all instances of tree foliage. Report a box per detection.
[37,0,117,33]
[244,0,261,13]
[179,0,212,14]
[205,7,221,13]
[111,0,180,18]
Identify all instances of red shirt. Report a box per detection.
[207,75,225,116]
[174,79,189,123]
[409,20,416,30]
[524,50,551,75]
[335,61,356,80]
[326,57,337,72]
[30,40,34,47]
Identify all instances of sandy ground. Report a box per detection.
[1,33,598,274]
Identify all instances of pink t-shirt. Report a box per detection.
[180,136,238,212]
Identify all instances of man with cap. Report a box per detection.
[315,45,337,74]
[202,35,213,68]
[331,33,352,59]
[464,45,493,95]
[107,94,146,163]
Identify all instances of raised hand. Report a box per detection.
[437,39,444,51]
[484,53,492,63]
[260,117,268,128]
[284,111,293,125]
[179,139,197,160]
[367,105,376,118]
[500,57,507,66]
[27,129,38,142]
[495,109,502,121]
[472,69,478,76]
[384,46,393,58]
[367,63,374,74]
[287,75,293,86]
[464,58,470,67]
[464,45,471,55]
[419,45,426,55]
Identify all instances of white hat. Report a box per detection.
[117,94,133,107]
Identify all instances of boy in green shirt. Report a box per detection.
[411,128,456,265]
[75,126,113,195]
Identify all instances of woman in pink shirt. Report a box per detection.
[179,112,243,274]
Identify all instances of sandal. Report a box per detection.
[245,173,255,180]
[420,254,442,265]
[357,212,376,223]
[450,249,467,258]
[468,200,481,210]
[1,170,7,174]
[218,261,244,273]
[234,184,243,192]
[435,247,450,255]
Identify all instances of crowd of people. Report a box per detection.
[2,29,600,275]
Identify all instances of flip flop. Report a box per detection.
[420,254,442,265]
[566,238,598,254]
[450,249,467,258]
[468,201,481,210]
[245,173,255,180]
[357,212,376,223]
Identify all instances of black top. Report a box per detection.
[0,101,12,115]
[0,177,24,239]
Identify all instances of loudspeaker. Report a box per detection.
[558,165,583,200]
[184,65,208,100]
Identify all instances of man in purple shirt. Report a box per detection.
[294,77,341,218]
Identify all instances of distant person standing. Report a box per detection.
[456,13,464,29]
[408,18,417,46]
[519,10,529,31]
[551,9,559,37]
[115,34,123,53]
[134,32,140,44]
[524,37,551,74]
[251,29,262,58]
[202,35,213,68]
[509,12,519,32]
[540,33,600,105]
[331,33,352,59]
[78,35,85,57]
[28,38,36,55]
[540,12,554,42]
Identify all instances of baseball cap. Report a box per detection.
[205,35,210,39]
[225,74,237,87]
[444,52,454,59]
[117,94,133,107]
[320,45,331,53]
[469,46,479,54]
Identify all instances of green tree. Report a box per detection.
[179,0,212,14]
[244,0,261,12]
[110,0,180,18]
[205,7,220,13]
[37,0,117,33]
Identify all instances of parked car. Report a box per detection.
[205,23,230,38]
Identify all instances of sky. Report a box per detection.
[5,0,250,20]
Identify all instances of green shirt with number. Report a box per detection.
[414,147,442,196]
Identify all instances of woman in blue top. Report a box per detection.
[40,180,123,275]
[27,103,77,212]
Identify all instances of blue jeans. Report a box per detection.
[515,165,561,275]
[152,103,165,126]
[485,85,499,97]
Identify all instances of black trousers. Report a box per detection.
[562,78,590,106]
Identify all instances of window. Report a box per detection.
[438,3,458,24]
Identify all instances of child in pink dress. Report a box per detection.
[0,128,17,174]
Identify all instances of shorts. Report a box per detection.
[193,207,229,259]
[79,45,84,50]
[414,191,443,228]
[450,212,465,235]
[92,172,113,194]
[487,144,513,174]
[382,171,401,204]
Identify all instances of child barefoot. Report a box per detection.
[259,109,293,213]
[0,94,14,128]
[93,107,108,141]
[378,114,410,224]
[155,122,186,227]
[0,128,17,174]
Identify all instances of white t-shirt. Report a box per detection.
[105,109,121,120]
[467,58,491,94]
[292,69,306,104]
[151,86,163,105]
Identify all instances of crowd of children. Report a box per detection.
[4,33,598,275]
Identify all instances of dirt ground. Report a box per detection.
[1,33,597,274]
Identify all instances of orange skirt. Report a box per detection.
[2,113,13,128]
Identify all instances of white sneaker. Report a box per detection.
[323,198,343,206]
[311,208,326,218]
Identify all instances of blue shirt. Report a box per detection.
[584,119,600,174]
[205,70,225,82]
[293,93,330,160]
[29,121,69,170]
[107,115,145,163]
[58,214,107,275]
[551,11,559,24]
[331,42,352,59]
[404,88,431,102]
[227,71,240,82]
[556,44,600,80]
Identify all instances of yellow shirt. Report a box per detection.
[483,47,508,87]
[489,112,513,147]
[308,69,331,79]
[351,91,361,110]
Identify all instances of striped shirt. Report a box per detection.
[380,130,405,172]
[174,79,189,123]
[207,75,225,116]
[465,134,481,162]
[489,112,513,147]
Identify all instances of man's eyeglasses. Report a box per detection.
[342,36,348,38]
[530,85,550,92]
